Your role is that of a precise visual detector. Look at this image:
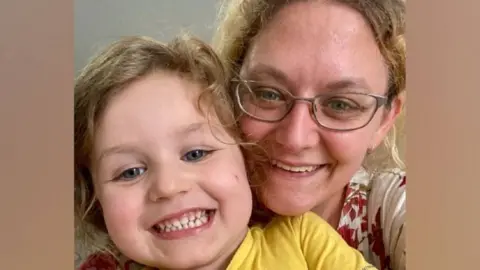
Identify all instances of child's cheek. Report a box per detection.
[99,190,144,237]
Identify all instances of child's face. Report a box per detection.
[92,71,252,269]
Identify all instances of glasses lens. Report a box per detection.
[313,93,378,130]
[236,82,291,121]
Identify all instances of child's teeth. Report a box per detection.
[172,219,181,227]
[180,216,189,225]
[155,210,212,233]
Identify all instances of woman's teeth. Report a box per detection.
[154,210,211,233]
[272,160,318,173]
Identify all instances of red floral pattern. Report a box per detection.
[337,172,406,270]
[78,253,118,270]
[367,210,391,270]
[399,176,406,187]
[77,254,147,270]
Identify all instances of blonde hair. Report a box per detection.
[74,35,265,257]
[212,0,406,173]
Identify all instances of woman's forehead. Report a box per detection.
[241,1,388,94]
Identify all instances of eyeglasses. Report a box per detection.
[233,79,388,131]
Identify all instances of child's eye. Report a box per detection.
[182,149,213,162]
[115,167,146,181]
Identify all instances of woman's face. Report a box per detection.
[239,1,402,216]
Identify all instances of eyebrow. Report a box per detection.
[174,122,212,137]
[244,64,291,87]
[245,64,372,93]
[324,78,371,93]
[96,122,215,164]
[173,121,230,144]
[96,144,140,166]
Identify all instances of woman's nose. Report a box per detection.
[274,101,321,152]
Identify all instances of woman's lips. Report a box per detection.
[270,160,329,178]
[271,160,319,172]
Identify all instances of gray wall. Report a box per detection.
[75,0,219,73]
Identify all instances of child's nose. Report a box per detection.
[147,166,193,201]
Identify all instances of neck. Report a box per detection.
[311,187,346,228]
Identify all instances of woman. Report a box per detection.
[212,0,406,269]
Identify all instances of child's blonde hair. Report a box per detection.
[74,35,266,256]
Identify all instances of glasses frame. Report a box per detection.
[233,79,389,132]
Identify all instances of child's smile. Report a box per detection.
[150,209,216,240]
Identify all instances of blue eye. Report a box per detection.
[116,167,146,181]
[182,149,212,162]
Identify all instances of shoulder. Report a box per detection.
[351,168,406,210]
[257,212,333,243]
[343,168,406,269]
[77,252,119,270]
[269,211,331,231]
[371,168,406,190]
[351,168,406,188]
[291,213,374,269]
[271,212,343,245]
[296,211,332,229]
[367,169,406,270]
[368,169,406,215]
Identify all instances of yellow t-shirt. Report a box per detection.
[227,211,376,270]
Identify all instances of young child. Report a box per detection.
[74,35,377,270]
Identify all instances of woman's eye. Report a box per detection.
[116,167,146,181]
[254,89,283,101]
[326,99,357,111]
[182,149,212,162]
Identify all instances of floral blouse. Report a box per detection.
[76,168,406,270]
[338,168,406,270]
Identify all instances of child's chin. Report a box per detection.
[148,250,218,270]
